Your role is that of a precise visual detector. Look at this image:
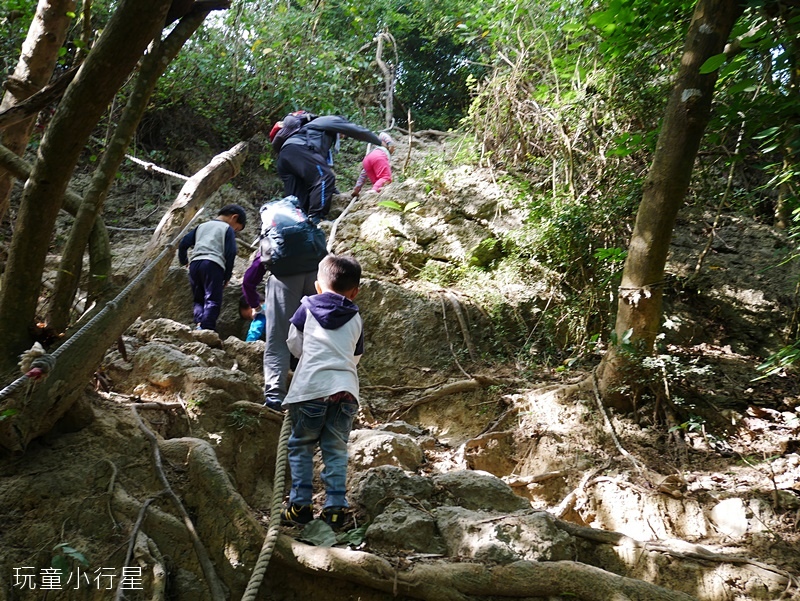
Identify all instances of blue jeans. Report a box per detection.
[287,396,358,508]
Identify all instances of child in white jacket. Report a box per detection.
[280,254,363,531]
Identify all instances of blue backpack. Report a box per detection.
[258,196,328,276]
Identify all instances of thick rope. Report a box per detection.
[0,208,207,403]
[240,412,292,601]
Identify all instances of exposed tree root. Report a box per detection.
[591,368,642,474]
[557,519,798,589]
[229,399,285,424]
[112,408,791,601]
[362,381,448,393]
[273,536,699,601]
[133,407,227,600]
[389,376,510,419]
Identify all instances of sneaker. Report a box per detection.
[320,506,346,531]
[281,503,313,526]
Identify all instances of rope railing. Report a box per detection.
[240,412,292,601]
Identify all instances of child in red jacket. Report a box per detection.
[351,132,395,197]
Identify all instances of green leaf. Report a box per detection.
[562,22,585,34]
[404,201,421,212]
[52,554,70,578]
[0,409,18,422]
[298,520,337,547]
[378,200,403,211]
[753,127,780,141]
[621,328,633,345]
[727,80,756,95]
[699,54,726,74]
[336,523,368,546]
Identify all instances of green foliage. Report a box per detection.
[0,408,18,422]
[0,1,34,74]
[228,407,259,430]
[377,199,420,213]
[52,543,88,581]
[756,340,800,379]
[299,519,368,547]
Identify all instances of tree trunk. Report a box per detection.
[376,31,396,130]
[0,0,76,225]
[46,7,216,334]
[0,143,248,452]
[0,0,172,375]
[595,0,744,411]
[0,141,112,300]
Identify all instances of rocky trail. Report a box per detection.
[1,136,799,601]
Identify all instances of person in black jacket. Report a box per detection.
[275,116,381,223]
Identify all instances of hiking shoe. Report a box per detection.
[281,504,313,526]
[320,506,346,531]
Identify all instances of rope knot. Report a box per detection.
[18,342,56,380]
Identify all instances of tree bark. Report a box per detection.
[0,67,78,131]
[46,7,216,334]
[375,31,396,130]
[0,0,76,224]
[0,0,172,375]
[0,141,112,299]
[596,0,744,411]
[276,539,698,601]
[0,143,247,452]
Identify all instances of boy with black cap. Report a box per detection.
[178,204,246,331]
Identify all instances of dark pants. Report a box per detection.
[276,144,335,222]
[188,259,224,330]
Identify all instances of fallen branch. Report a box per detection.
[394,127,459,139]
[229,400,285,424]
[504,469,568,489]
[552,463,610,519]
[126,153,189,181]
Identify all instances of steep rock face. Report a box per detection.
[3,142,799,601]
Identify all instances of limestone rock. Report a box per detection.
[352,465,434,518]
[349,429,424,473]
[365,499,446,555]
[432,470,530,512]
[434,506,575,563]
